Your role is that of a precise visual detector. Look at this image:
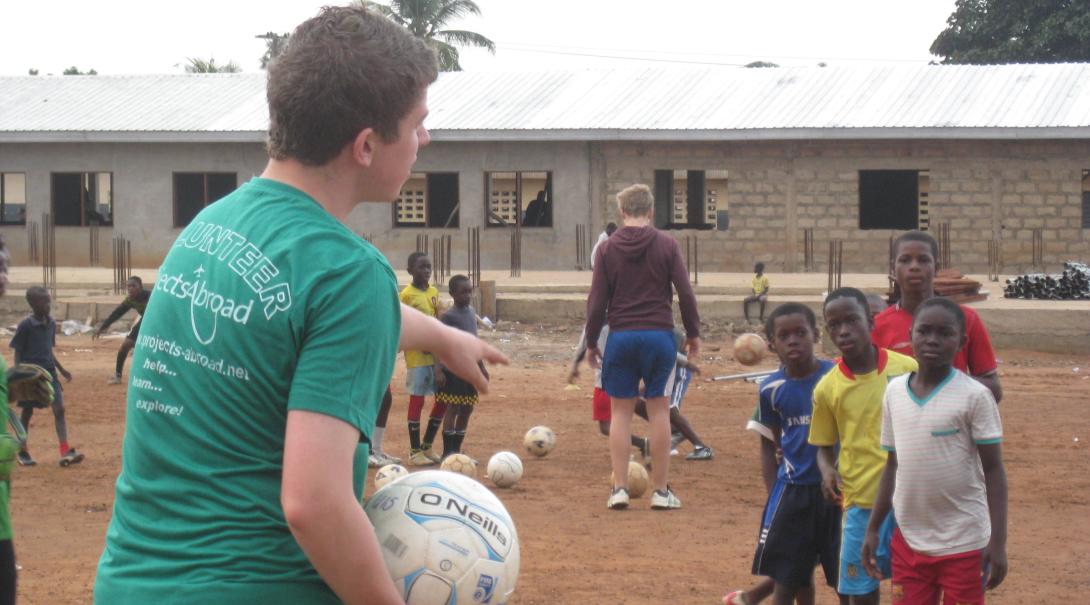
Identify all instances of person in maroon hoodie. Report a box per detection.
[585,183,701,511]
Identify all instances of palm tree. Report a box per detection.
[184,57,242,73]
[359,0,495,71]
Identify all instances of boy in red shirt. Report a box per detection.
[871,231,1002,403]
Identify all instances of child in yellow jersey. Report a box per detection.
[743,262,770,324]
[809,287,916,605]
[399,251,446,465]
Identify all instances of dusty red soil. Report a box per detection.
[7,325,1089,604]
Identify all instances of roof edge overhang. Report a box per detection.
[0,131,266,143]
[1,127,1089,144]
[428,127,1090,142]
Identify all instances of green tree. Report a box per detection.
[359,0,495,71]
[62,66,97,75]
[184,57,242,73]
[28,68,39,76]
[931,0,1090,63]
[256,32,290,69]
[744,61,779,68]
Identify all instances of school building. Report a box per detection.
[1,63,1088,273]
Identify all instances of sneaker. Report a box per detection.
[650,487,681,510]
[722,590,748,605]
[408,449,434,466]
[670,448,680,457]
[16,451,35,467]
[607,487,629,510]
[422,448,442,464]
[686,446,715,461]
[107,374,122,385]
[59,448,85,467]
[379,452,402,465]
[368,453,383,468]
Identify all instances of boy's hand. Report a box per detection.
[685,337,700,360]
[683,360,701,375]
[820,469,843,505]
[982,541,1007,589]
[91,328,101,341]
[586,346,602,370]
[60,368,72,382]
[861,529,882,579]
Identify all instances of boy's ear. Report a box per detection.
[959,332,969,350]
[351,128,377,168]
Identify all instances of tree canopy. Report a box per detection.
[256,32,290,69]
[184,57,242,73]
[359,0,495,71]
[931,0,1090,63]
[62,66,97,75]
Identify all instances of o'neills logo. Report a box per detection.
[408,488,512,557]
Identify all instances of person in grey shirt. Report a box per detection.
[437,275,489,459]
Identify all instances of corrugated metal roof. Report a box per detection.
[2,64,1089,142]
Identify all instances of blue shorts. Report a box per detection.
[839,505,894,595]
[405,366,436,397]
[601,329,676,399]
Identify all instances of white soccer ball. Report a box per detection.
[733,333,767,366]
[374,464,409,491]
[440,453,478,478]
[364,470,520,605]
[486,451,524,488]
[523,426,556,457]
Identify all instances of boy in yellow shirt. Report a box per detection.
[809,287,916,605]
[399,252,446,465]
[743,262,770,324]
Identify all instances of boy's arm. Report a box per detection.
[973,372,1003,405]
[53,355,71,381]
[568,329,589,383]
[282,410,404,605]
[400,303,507,394]
[95,302,131,337]
[862,451,897,580]
[815,445,841,504]
[759,435,779,495]
[965,310,1002,402]
[668,241,701,355]
[979,442,1008,589]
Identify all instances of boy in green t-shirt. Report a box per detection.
[94,8,506,605]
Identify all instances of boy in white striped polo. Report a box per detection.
[862,298,1008,604]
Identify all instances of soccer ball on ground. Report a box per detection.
[523,426,556,457]
[364,470,520,605]
[486,451,523,488]
[375,464,408,491]
[440,453,477,478]
[610,460,650,498]
[733,333,767,366]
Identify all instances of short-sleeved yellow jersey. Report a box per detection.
[399,284,439,368]
[751,275,769,295]
[808,348,916,508]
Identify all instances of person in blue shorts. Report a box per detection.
[585,184,700,511]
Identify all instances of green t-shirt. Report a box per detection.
[95,178,400,603]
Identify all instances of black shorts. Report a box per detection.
[751,481,841,590]
[126,318,142,341]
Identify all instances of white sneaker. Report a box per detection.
[107,374,122,385]
[368,453,382,468]
[607,488,629,510]
[380,452,402,465]
[650,488,681,510]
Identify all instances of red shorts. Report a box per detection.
[891,528,985,605]
[592,387,611,422]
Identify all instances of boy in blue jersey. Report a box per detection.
[749,303,847,605]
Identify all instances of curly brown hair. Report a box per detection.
[266,5,438,166]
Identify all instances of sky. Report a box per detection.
[1,0,959,76]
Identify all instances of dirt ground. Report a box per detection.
[7,324,1090,604]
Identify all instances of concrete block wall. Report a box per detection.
[597,139,1090,273]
